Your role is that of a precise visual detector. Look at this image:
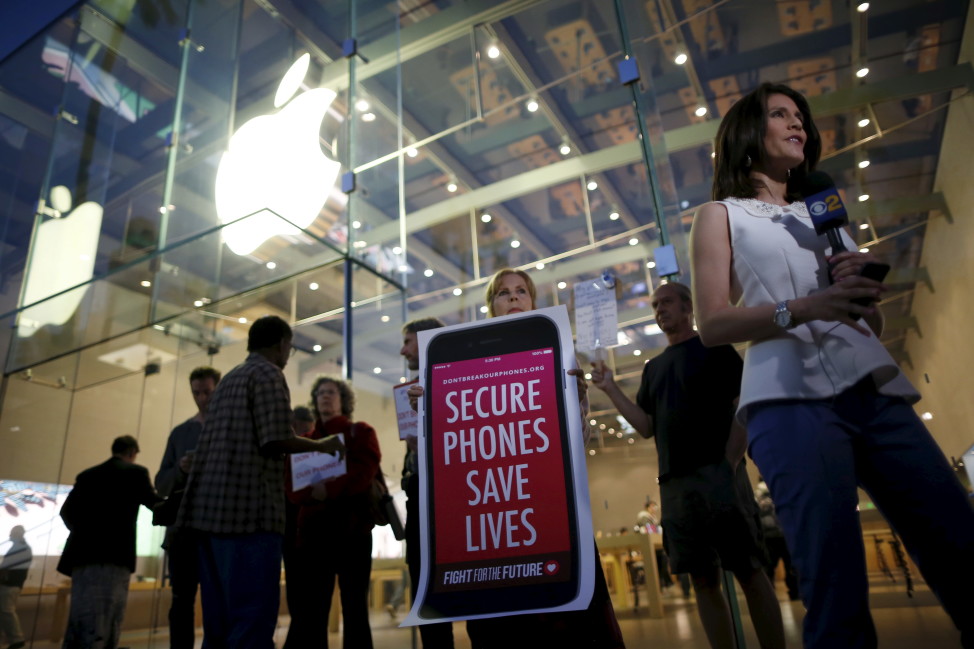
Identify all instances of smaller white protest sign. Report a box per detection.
[573,278,619,352]
[393,380,419,439]
[290,433,347,490]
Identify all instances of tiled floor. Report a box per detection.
[24,577,965,648]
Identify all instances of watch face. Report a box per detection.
[774,308,792,328]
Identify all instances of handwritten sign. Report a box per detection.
[394,380,419,439]
[573,279,618,352]
[290,433,346,490]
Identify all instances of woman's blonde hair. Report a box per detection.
[484,268,537,317]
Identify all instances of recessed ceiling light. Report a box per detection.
[857,3,870,12]
[536,262,545,270]
[859,247,870,253]
[355,99,370,112]
[392,246,402,255]
[487,45,500,59]
[526,99,539,112]
[140,280,152,288]
[266,261,276,270]
[313,344,322,352]
[646,261,656,269]
[406,147,418,158]
[609,211,620,220]
[695,105,708,117]
[589,449,596,456]
[856,67,869,78]
[361,112,376,122]
[634,349,642,356]
[481,213,492,223]
[587,180,598,191]
[589,419,597,426]
[238,317,247,324]
[424,269,434,277]
[309,282,319,290]
[510,240,520,248]
[674,53,688,65]
[858,118,871,128]
[381,315,390,323]
[453,288,463,296]
[858,160,871,169]
[629,238,638,246]
[921,411,933,420]
[858,194,870,202]
[373,367,382,374]
[859,223,869,230]
[352,220,361,229]
[193,300,203,307]
[559,143,571,155]
[447,182,458,193]
[557,281,567,290]
[480,305,488,314]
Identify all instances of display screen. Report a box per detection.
[427,347,572,592]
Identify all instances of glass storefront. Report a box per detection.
[1,0,970,645]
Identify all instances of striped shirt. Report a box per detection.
[176,353,294,534]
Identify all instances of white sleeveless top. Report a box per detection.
[717,197,919,422]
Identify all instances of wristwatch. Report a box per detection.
[773,300,796,329]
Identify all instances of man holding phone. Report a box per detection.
[156,366,221,649]
[591,282,785,649]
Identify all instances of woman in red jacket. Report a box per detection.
[287,376,381,649]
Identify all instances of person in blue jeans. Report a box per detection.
[691,81,974,648]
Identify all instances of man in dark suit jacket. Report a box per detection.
[58,435,161,649]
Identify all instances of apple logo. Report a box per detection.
[214,53,341,256]
[18,185,103,337]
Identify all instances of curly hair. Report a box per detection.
[310,375,355,420]
[712,82,822,202]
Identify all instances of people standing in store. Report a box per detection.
[0,525,31,649]
[286,376,380,649]
[58,435,162,649]
[156,366,221,649]
[591,282,784,649]
[399,317,455,648]
[690,81,974,648]
[175,316,345,649]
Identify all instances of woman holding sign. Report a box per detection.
[410,268,624,649]
[690,82,974,648]
[286,376,381,649]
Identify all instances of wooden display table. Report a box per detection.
[596,533,664,618]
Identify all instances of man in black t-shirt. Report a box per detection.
[591,282,785,649]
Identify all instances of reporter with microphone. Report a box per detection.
[690,82,974,649]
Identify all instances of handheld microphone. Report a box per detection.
[800,171,848,254]
[800,170,890,320]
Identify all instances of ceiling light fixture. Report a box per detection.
[361,112,376,122]
[266,261,276,269]
[858,117,871,128]
[859,247,870,253]
[313,344,322,352]
[856,67,869,78]
[859,223,870,230]
[510,240,521,248]
[858,194,870,202]
[536,262,545,270]
[609,211,620,221]
[424,268,434,277]
[355,99,370,112]
[487,44,500,59]
[857,3,870,12]
[481,213,492,223]
[309,282,319,290]
[695,105,708,117]
[447,181,458,193]
[587,180,598,191]
[526,98,539,113]
[406,147,418,158]
[453,288,463,296]
[674,53,688,65]
[646,261,656,269]
[557,281,567,290]
[858,160,871,169]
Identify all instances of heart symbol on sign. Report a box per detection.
[545,560,559,575]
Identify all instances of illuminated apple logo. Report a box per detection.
[214,53,341,256]
[18,185,103,337]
